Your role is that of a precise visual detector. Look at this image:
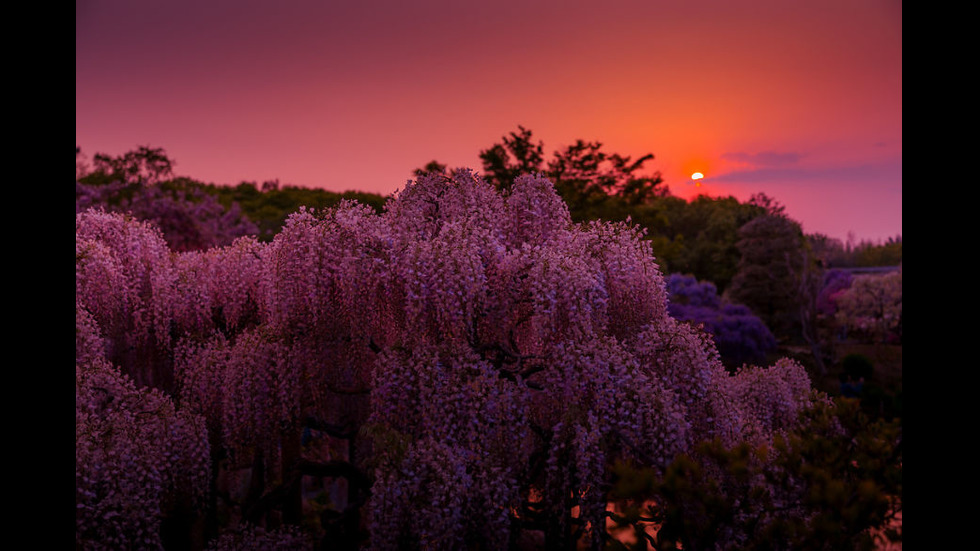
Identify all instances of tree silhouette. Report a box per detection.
[478,125,545,190]
[88,145,175,185]
[424,125,667,206]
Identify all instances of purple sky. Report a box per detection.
[76,0,902,243]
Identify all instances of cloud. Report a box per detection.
[721,150,804,167]
[710,159,903,188]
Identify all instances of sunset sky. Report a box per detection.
[76,0,902,243]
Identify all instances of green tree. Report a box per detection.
[83,145,176,185]
[213,181,387,241]
[76,146,90,180]
[608,397,902,550]
[648,196,768,292]
[797,239,831,374]
[727,210,806,340]
[853,237,902,267]
[469,125,667,207]
[547,138,664,208]
[477,125,546,190]
[412,160,450,180]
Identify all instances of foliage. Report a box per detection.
[850,236,902,267]
[210,180,387,241]
[807,233,902,269]
[608,396,902,550]
[830,345,903,425]
[477,125,546,191]
[666,274,776,368]
[650,196,768,293]
[86,145,175,185]
[667,273,722,309]
[77,171,857,550]
[727,212,807,340]
[475,125,668,207]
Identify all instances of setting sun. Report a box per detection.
[691,172,704,187]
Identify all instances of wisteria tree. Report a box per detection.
[666,273,777,368]
[817,269,855,317]
[75,171,882,550]
[835,269,903,344]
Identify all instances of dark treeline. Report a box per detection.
[77,132,900,289]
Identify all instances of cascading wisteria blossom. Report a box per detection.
[76,209,178,390]
[260,201,392,434]
[368,346,533,550]
[76,335,210,549]
[728,358,816,441]
[76,170,820,550]
[172,236,267,337]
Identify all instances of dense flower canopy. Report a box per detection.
[666,273,777,367]
[76,170,818,550]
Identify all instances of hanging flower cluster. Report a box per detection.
[76,354,209,550]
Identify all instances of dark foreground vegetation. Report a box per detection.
[76,132,900,550]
